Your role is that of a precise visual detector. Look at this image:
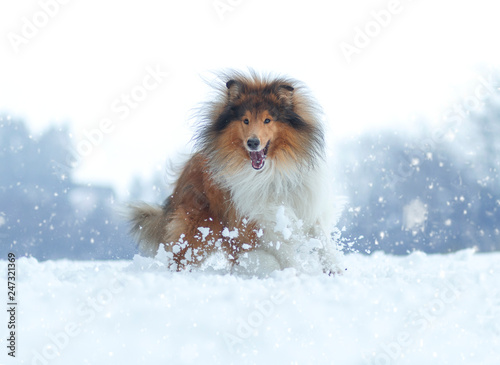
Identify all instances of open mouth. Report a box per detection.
[249,141,270,170]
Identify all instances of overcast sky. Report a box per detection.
[1,0,499,197]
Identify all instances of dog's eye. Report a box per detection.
[243,119,249,125]
[264,118,271,124]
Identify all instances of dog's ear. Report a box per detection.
[226,79,242,103]
[276,84,294,107]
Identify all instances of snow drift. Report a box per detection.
[2,249,500,365]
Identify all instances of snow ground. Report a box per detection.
[2,249,500,365]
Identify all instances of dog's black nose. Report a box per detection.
[247,138,260,151]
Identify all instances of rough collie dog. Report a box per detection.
[128,71,342,275]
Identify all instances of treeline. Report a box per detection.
[0,118,136,260]
[337,97,500,254]
[1,95,498,260]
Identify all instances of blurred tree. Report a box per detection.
[0,116,136,260]
[337,97,500,255]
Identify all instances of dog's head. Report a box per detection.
[200,73,323,171]
[201,73,323,172]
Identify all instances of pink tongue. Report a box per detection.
[250,150,266,170]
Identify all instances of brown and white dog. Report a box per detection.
[128,71,342,275]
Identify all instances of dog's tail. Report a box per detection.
[127,202,167,257]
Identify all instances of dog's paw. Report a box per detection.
[323,266,347,277]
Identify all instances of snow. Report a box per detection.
[273,206,293,241]
[197,227,210,242]
[221,228,239,239]
[2,249,500,365]
[402,198,428,235]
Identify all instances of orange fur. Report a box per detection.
[130,153,259,270]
